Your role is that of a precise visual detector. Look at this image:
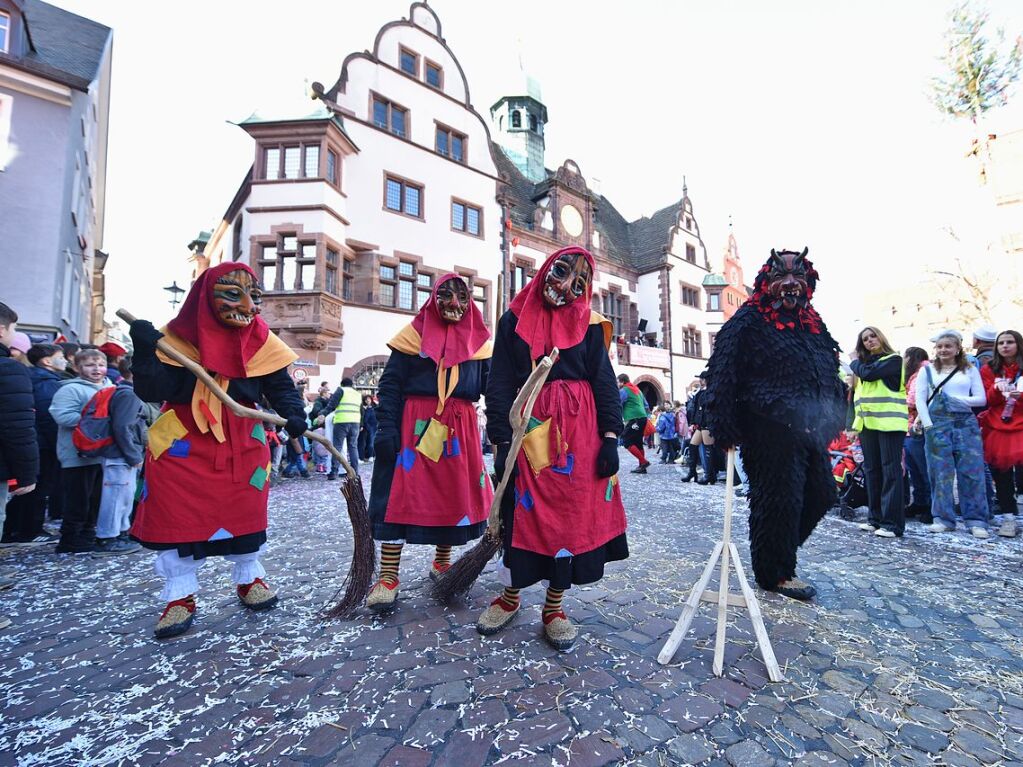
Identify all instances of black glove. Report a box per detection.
[596,437,620,478]
[129,320,164,357]
[374,432,400,460]
[494,442,511,482]
[285,415,309,439]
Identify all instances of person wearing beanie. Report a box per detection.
[8,332,31,366]
[99,341,128,384]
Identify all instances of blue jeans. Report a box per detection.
[330,422,360,475]
[924,398,988,528]
[903,434,930,508]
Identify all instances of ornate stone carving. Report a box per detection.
[299,337,327,351]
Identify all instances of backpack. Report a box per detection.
[72,387,119,458]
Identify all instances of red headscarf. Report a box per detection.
[166,262,270,379]
[411,273,490,368]
[510,246,595,358]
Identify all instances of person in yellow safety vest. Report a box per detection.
[325,377,363,478]
[850,326,908,538]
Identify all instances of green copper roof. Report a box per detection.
[703,274,728,286]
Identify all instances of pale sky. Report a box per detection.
[61,0,1023,349]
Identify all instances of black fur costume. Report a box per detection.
[705,250,846,590]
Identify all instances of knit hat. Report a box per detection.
[972,324,998,343]
[929,329,964,343]
[98,341,127,357]
[9,332,30,354]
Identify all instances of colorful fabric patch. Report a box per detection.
[208,528,234,541]
[415,418,448,462]
[251,423,267,444]
[399,447,416,472]
[135,475,145,502]
[456,515,471,527]
[167,439,191,458]
[414,419,429,437]
[527,416,544,432]
[516,487,534,511]
[479,471,486,487]
[148,410,189,460]
[552,453,575,476]
[605,475,618,502]
[555,548,573,559]
[522,417,553,475]
[140,480,148,501]
[199,399,218,426]
[445,437,461,458]
[249,465,269,491]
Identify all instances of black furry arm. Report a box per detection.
[704,312,748,448]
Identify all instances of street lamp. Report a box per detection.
[164,281,186,308]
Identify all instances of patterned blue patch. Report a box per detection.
[445,437,461,458]
[551,453,575,476]
[554,548,573,559]
[168,439,191,458]
[208,528,234,541]
[456,515,471,526]
[141,481,148,501]
[399,447,416,472]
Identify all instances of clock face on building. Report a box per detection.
[560,204,583,237]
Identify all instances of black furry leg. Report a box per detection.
[799,450,835,545]
[742,419,809,590]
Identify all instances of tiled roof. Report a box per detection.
[703,274,727,286]
[18,0,111,90]
[494,144,697,274]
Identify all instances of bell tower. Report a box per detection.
[491,70,548,183]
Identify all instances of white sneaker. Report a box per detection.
[971,527,990,539]
[874,528,897,538]
[998,518,1018,538]
[858,522,878,531]
[928,522,953,532]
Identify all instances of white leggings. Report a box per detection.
[154,545,267,602]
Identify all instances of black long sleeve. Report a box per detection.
[486,312,530,445]
[850,355,902,392]
[584,325,624,437]
[261,368,306,422]
[374,352,406,440]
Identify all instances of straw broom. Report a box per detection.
[116,309,375,621]
[431,348,559,602]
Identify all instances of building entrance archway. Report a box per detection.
[636,377,664,410]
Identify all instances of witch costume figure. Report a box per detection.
[129,263,308,638]
[704,248,846,601]
[477,246,628,651]
[365,274,494,611]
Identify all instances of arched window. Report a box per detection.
[529,114,538,132]
[511,111,521,129]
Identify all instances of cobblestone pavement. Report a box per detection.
[2,451,1023,766]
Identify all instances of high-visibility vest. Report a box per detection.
[332,387,362,424]
[852,353,908,432]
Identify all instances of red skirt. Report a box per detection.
[510,379,627,558]
[983,426,1023,471]
[378,396,493,533]
[132,403,271,545]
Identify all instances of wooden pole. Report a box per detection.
[712,449,736,677]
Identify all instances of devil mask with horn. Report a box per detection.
[751,247,823,334]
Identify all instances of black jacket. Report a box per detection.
[28,365,62,451]
[0,344,39,485]
[850,354,902,393]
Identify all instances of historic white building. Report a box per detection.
[195,2,744,400]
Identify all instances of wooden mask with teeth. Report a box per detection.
[435,277,470,323]
[766,248,809,311]
[542,252,592,308]
[212,269,263,328]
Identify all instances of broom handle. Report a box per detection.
[116,309,356,480]
[486,348,560,537]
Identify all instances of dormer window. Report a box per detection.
[425,60,443,89]
[0,12,9,54]
[511,111,521,129]
[399,47,419,77]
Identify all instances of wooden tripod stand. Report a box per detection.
[657,449,784,682]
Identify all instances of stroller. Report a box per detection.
[829,434,867,520]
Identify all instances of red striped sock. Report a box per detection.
[542,587,565,623]
[494,587,520,612]
[433,545,452,569]
[379,543,402,586]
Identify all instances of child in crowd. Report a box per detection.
[94,361,145,556]
[49,348,112,553]
[311,426,330,473]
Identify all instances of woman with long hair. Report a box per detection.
[915,330,989,537]
[850,326,908,538]
[903,347,931,523]
[979,330,1023,537]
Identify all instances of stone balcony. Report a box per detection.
[260,290,343,360]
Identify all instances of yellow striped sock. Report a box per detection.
[379,543,403,586]
[543,588,564,620]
